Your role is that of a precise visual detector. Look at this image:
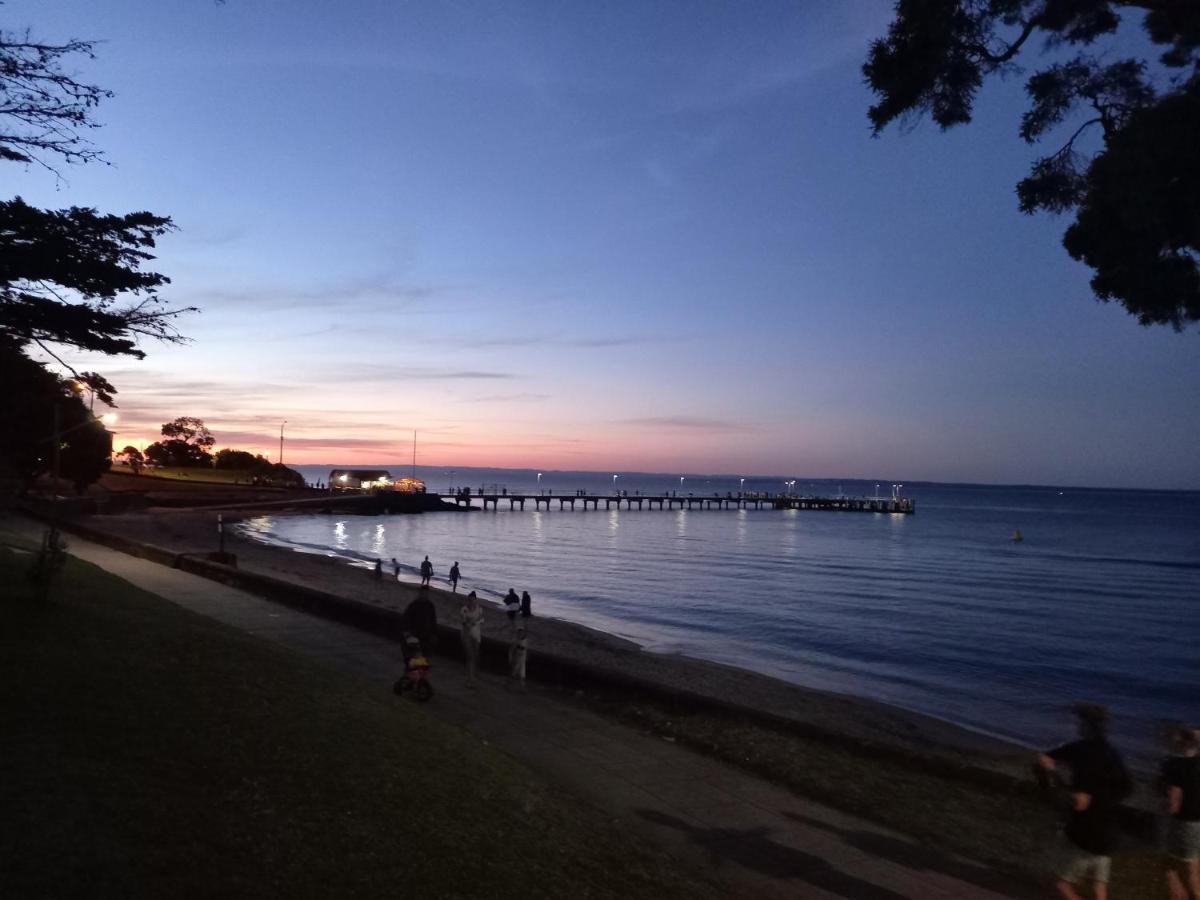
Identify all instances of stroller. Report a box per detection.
[393,633,433,702]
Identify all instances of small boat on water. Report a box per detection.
[1011,529,1023,543]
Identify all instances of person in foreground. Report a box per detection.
[1035,703,1132,900]
[1162,724,1200,900]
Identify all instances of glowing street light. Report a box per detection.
[739,477,745,493]
[537,472,542,492]
[612,474,618,493]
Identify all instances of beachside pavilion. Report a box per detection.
[329,469,392,491]
[328,470,425,492]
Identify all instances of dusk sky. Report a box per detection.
[10,1,1199,489]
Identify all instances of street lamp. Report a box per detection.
[739,477,745,494]
[537,472,542,493]
[612,474,618,493]
[279,420,287,467]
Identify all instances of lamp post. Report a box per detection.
[612,474,618,494]
[279,420,287,467]
[739,477,745,495]
[537,472,542,493]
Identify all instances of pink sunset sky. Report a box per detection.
[14,0,1200,489]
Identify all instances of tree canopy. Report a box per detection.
[145,417,215,468]
[0,26,192,361]
[0,18,193,495]
[864,0,1200,330]
[0,337,110,493]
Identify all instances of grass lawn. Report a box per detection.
[111,466,267,486]
[0,532,716,899]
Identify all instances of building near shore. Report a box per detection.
[328,469,425,492]
[329,469,392,491]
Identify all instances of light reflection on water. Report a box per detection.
[242,484,1200,765]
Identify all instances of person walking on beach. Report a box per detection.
[1161,724,1200,900]
[509,625,527,691]
[460,591,484,685]
[504,589,521,627]
[373,559,383,580]
[520,589,532,618]
[419,555,433,587]
[403,586,438,657]
[449,561,461,593]
[1035,703,1132,900]
[392,557,400,579]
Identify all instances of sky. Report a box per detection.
[7,0,1199,489]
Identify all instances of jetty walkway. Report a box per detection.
[441,491,916,514]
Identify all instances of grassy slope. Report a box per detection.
[109,466,263,486]
[0,536,715,899]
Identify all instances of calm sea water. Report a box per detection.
[251,466,1199,764]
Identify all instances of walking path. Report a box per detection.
[35,522,1029,899]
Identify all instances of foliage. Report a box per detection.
[0,22,190,415]
[144,441,210,469]
[260,462,305,487]
[0,197,189,358]
[73,371,117,408]
[0,337,110,491]
[159,416,214,449]
[864,0,1200,329]
[213,448,268,471]
[117,446,144,474]
[0,29,110,171]
[144,417,215,468]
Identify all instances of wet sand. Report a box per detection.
[63,505,1033,776]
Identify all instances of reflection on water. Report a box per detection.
[242,482,1200,766]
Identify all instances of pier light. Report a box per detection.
[739,477,745,491]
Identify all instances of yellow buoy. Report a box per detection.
[1012,529,1023,543]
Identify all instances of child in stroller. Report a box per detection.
[393,632,433,701]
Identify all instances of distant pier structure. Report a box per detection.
[440,489,914,514]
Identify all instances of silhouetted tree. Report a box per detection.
[118,445,145,474]
[865,1,1200,329]
[144,417,215,468]
[0,24,192,367]
[0,337,108,492]
[214,449,269,470]
[0,20,194,495]
[1,197,189,358]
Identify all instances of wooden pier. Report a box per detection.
[439,491,914,514]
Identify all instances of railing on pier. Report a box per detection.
[438,491,914,514]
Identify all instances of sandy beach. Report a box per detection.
[57,503,1033,778]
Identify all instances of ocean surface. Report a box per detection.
[248,465,1199,765]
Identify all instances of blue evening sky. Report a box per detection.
[8,0,1199,488]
